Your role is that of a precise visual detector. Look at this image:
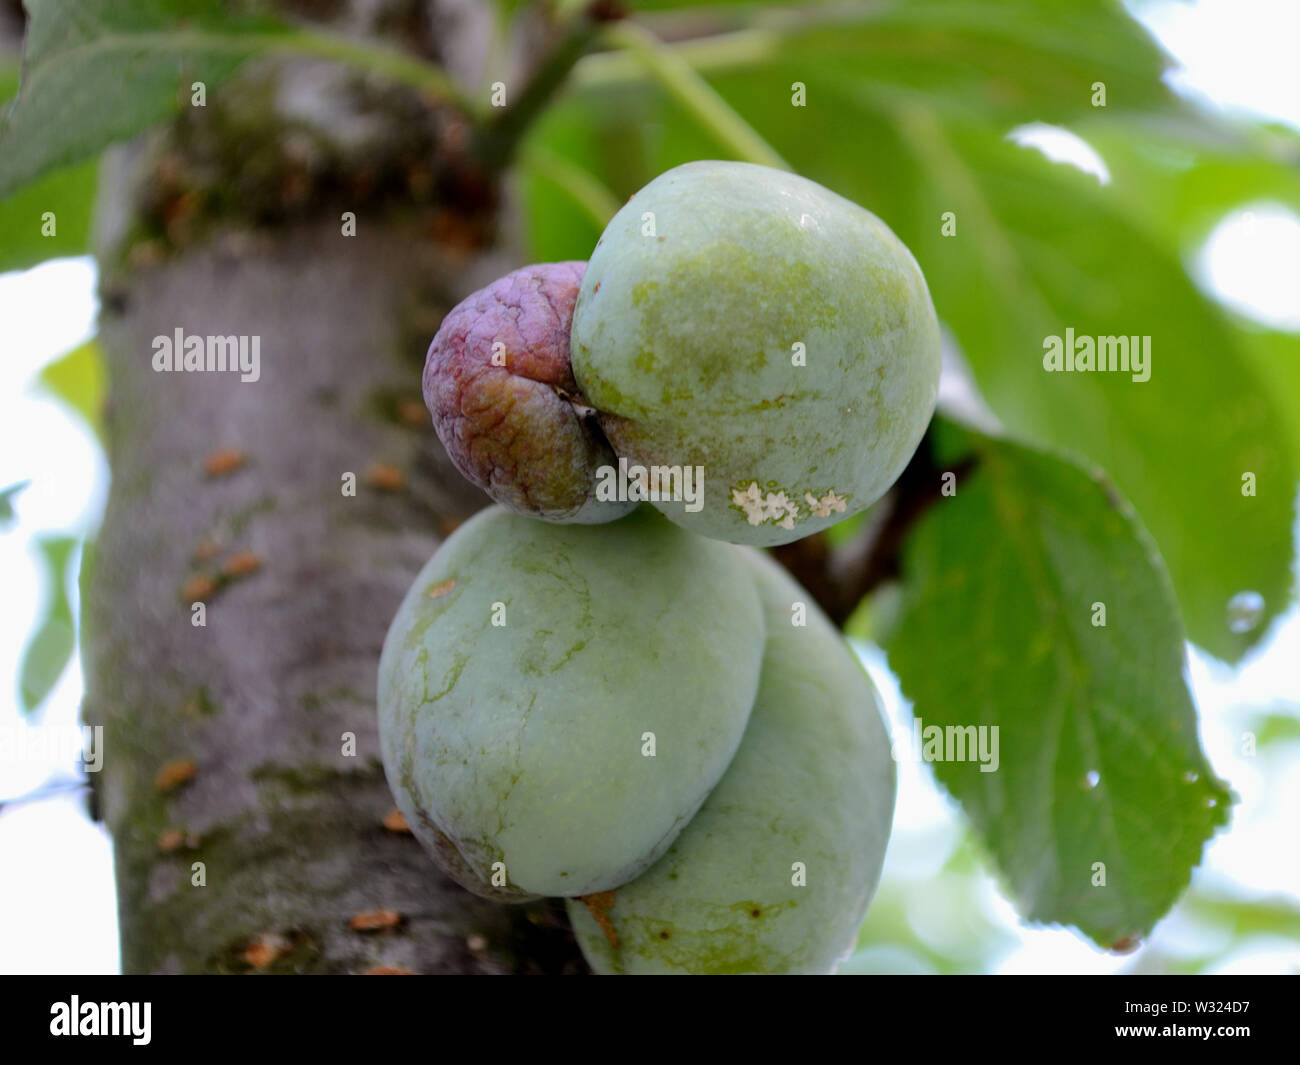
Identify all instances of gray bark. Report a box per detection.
[82,2,588,974]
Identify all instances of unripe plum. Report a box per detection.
[565,548,896,973]
[377,504,766,900]
[571,160,941,545]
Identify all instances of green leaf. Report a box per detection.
[0,480,31,527]
[1079,114,1300,249]
[1241,328,1300,473]
[1183,892,1300,943]
[1238,710,1300,750]
[744,102,1293,663]
[579,0,1179,127]
[884,425,1231,948]
[18,534,79,714]
[888,119,1296,662]
[517,93,620,260]
[0,154,98,272]
[0,61,98,272]
[765,0,1176,123]
[0,0,289,198]
[36,339,107,440]
[1067,119,1300,480]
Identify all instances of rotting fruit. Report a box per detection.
[424,160,941,546]
[423,260,635,525]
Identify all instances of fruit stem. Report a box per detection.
[520,144,623,228]
[573,28,779,89]
[600,21,790,171]
[474,4,621,172]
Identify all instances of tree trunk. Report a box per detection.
[82,2,588,974]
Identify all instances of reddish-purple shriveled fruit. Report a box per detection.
[423,262,635,523]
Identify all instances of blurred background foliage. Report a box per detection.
[1,0,1297,972]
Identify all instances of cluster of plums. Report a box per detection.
[378,161,941,973]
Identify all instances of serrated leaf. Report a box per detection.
[18,534,79,714]
[0,0,289,198]
[36,339,106,440]
[884,426,1231,948]
[888,121,1296,662]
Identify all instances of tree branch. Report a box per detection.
[600,20,789,170]
[474,2,626,173]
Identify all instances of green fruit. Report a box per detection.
[566,549,896,974]
[571,160,941,545]
[377,504,766,900]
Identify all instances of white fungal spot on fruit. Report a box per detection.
[821,490,848,514]
[570,161,940,547]
[761,490,796,525]
[731,482,765,525]
[732,481,849,527]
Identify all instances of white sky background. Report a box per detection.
[1,0,1299,975]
